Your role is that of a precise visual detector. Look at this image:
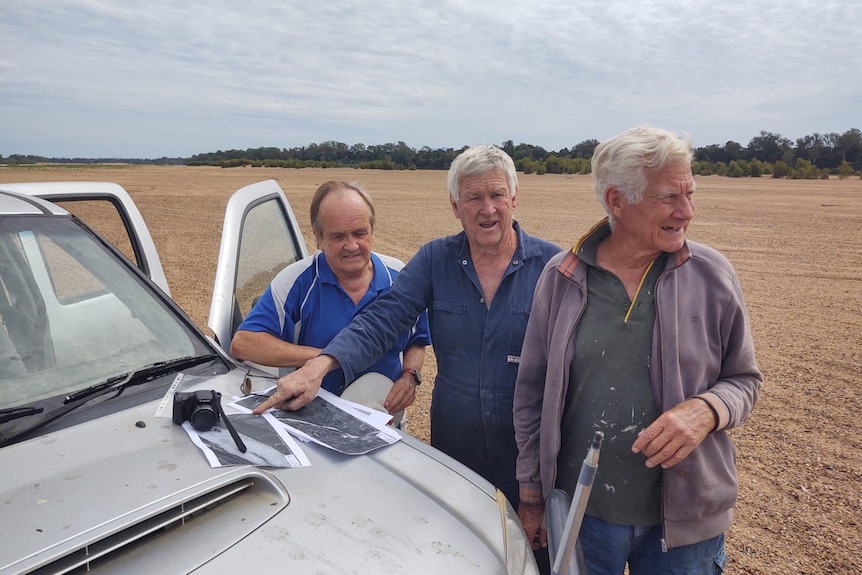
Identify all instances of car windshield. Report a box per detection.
[0,214,212,409]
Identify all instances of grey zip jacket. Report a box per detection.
[513,219,762,549]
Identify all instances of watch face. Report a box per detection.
[405,369,421,385]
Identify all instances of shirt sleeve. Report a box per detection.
[407,310,432,348]
[324,244,433,382]
[235,285,287,338]
[234,260,310,343]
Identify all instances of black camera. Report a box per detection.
[172,390,222,431]
[172,389,247,453]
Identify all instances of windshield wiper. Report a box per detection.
[0,406,45,424]
[64,354,220,404]
[0,354,219,447]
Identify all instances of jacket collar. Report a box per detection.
[558,218,692,280]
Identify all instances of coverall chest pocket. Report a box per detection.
[431,300,467,358]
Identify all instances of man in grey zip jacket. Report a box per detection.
[513,127,762,574]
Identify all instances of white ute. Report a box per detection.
[0,180,539,575]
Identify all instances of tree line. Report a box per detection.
[3,128,860,179]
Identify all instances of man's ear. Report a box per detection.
[450,197,461,219]
[605,186,624,217]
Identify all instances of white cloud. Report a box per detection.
[2,0,859,157]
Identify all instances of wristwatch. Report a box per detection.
[403,368,422,386]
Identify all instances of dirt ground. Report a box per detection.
[3,165,860,573]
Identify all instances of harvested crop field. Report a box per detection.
[3,164,860,574]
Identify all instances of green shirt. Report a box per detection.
[556,231,667,525]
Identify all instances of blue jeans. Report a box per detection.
[579,515,727,575]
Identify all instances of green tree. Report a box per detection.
[837,128,862,170]
[748,131,792,164]
[728,160,746,177]
[516,158,538,174]
[749,159,765,177]
[691,160,712,175]
[501,140,515,157]
[572,139,600,159]
[795,133,827,167]
[772,160,793,178]
[792,158,818,179]
[544,155,567,174]
[837,160,854,179]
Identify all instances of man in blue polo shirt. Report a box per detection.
[231,181,430,422]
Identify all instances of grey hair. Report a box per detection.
[447,145,518,203]
[310,180,376,238]
[592,126,693,224]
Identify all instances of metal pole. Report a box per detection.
[551,431,603,575]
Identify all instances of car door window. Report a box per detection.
[235,197,303,319]
[208,180,308,352]
[51,198,139,268]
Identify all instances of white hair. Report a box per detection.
[592,126,693,226]
[447,145,518,202]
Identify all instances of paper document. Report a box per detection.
[181,412,310,468]
[230,386,401,455]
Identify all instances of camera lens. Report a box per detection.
[190,405,218,431]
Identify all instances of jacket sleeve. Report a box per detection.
[323,245,432,383]
[709,271,762,430]
[513,263,555,503]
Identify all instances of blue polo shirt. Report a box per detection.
[237,251,431,394]
[323,222,561,505]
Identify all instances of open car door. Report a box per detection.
[0,181,170,295]
[208,179,308,359]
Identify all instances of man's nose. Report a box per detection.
[673,196,694,220]
[344,236,358,249]
[479,195,496,213]
[675,196,695,220]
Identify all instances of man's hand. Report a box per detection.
[252,355,336,414]
[383,373,417,414]
[631,397,716,469]
[384,345,425,415]
[517,503,547,551]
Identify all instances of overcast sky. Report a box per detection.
[2,1,860,159]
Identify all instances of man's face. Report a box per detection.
[315,190,374,279]
[614,159,696,255]
[450,169,517,252]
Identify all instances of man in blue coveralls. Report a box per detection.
[254,146,561,511]
[232,180,430,424]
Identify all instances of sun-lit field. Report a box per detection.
[3,164,860,574]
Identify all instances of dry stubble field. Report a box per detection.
[3,165,860,574]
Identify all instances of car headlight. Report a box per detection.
[497,489,540,575]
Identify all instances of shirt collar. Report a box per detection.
[449,220,533,264]
[315,251,392,293]
[573,219,611,267]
